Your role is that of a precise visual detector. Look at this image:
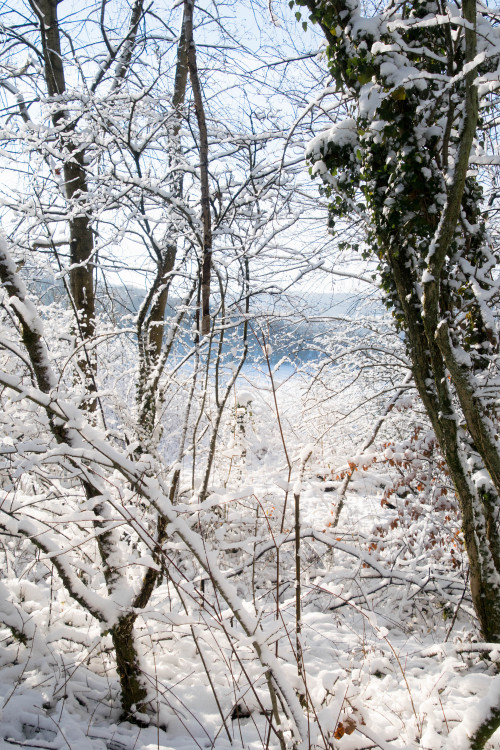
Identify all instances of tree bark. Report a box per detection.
[111,614,149,721]
[389,247,500,643]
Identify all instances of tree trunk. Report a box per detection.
[111,614,149,721]
[135,9,189,443]
[298,0,500,643]
[0,235,156,718]
[184,0,212,336]
[388,245,500,642]
[32,0,97,404]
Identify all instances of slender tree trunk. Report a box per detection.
[13,1,156,713]
[419,0,500,641]
[136,9,189,442]
[32,0,97,404]
[145,5,189,360]
[184,0,212,336]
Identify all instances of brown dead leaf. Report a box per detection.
[333,722,345,739]
[344,717,356,735]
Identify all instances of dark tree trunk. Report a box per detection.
[184,0,212,336]
[32,0,97,404]
[111,614,149,721]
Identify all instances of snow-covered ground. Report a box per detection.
[1,374,499,750]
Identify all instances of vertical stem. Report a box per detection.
[294,487,302,679]
[294,449,311,699]
[111,613,148,721]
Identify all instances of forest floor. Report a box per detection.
[1,374,499,750]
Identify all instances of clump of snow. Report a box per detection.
[306,119,359,160]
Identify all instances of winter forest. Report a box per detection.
[3,0,500,748]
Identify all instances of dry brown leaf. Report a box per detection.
[344,717,356,735]
[333,722,345,739]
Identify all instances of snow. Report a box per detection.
[1,361,498,750]
[3,1,500,748]
[448,676,500,749]
[306,119,359,160]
